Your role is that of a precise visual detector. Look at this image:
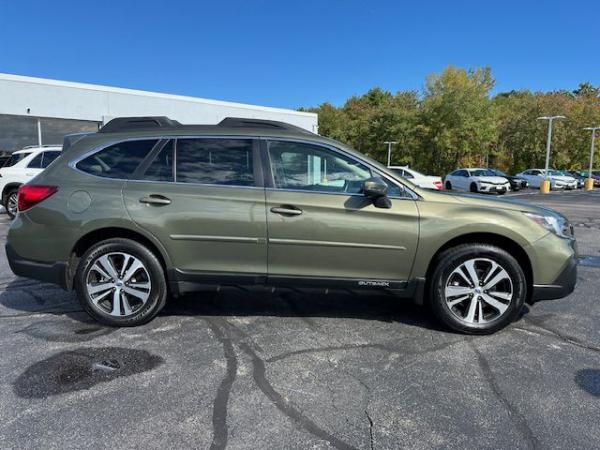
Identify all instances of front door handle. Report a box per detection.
[270,206,303,216]
[140,195,171,206]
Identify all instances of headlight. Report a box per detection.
[524,212,574,239]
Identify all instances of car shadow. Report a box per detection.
[162,286,446,332]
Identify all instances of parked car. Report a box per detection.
[444,168,510,194]
[0,145,62,218]
[579,171,600,186]
[559,171,585,188]
[488,169,528,191]
[517,169,578,190]
[387,165,443,190]
[6,116,577,334]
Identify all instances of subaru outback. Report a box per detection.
[5,117,577,334]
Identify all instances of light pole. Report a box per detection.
[384,141,397,167]
[583,126,600,191]
[537,115,565,193]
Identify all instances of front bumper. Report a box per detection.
[480,184,510,193]
[531,254,577,301]
[5,243,68,289]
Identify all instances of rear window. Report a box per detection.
[175,138,254,186]
[4,152,31,167]
[76,140,158,179]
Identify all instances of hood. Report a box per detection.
[418,189,545,214]
[473,176,509,184]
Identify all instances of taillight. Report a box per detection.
[433,180,443,190]
[17,185,58,212]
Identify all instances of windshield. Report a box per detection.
[471,169,496,176]
[548,170,564,176]
[492,169,507,176]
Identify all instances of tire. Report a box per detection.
[74,238,167,326]
[445,181,452,190]
[428,243,527,334]
[4,189,18,219]
[470,182,478,193]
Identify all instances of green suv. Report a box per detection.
[6,117,577,333]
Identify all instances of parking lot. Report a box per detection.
[0,189,599,450]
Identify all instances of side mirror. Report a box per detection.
[362,177,391,208]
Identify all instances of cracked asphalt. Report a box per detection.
[0,190,599,450]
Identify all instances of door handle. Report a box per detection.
[270,206,303,216]
[25,173,34,176]
[140,195,171,206]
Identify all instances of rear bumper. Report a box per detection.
[5,243,68,289]
[531,254,577,301]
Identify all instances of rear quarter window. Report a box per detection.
[76,140,158,179]
[4,152,32,167]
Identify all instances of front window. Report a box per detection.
[267,141,371,194]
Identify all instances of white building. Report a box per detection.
[0,73,318,151]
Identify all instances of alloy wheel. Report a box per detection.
[85,252,152,317]
[444,258,513,324]
[7,193,17,217]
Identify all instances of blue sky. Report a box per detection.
[1,0,598,109]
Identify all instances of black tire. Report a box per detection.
[74,238,167,326]
[445,181,452,190]
[428,243,527,334]
[470,182,478,193]
[4,189,18,219]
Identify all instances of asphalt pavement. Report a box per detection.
[0,189,599,450]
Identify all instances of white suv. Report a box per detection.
[0,145,62,218]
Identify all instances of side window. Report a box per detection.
[142,140,174,182]
[4,152,31,167]
[402,170,414,179]
[27,153,43,168]
[175,138,254,186]
[41,151,61,168]
[76,140,158,179]
[267,141,371,194]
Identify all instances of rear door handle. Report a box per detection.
[270,206,303,216]
[140,195,171,206]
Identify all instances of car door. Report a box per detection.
[263,139,419,286]
[452,170,467,190]
[123,138,267,280]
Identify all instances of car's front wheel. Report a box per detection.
[74,238,167,326]
[429,244,526,334]
[445,181,452,190]
[470,182,478,193]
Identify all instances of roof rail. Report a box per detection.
[98,116,312,135]
[98,116,182,134]
[217,117,311,133]
[22,144,62,149]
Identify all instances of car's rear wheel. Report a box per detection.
[445,181,452,190]
[470,182,478,193]
[74,238,167,326]
[429,244,526,334]
[5,189,18,219]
